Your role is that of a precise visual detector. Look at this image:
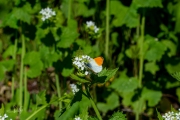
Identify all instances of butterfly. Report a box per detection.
[86,57,104,73]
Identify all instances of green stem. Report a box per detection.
[19,34,25,108]
[85,86,102,120]
[55,74,62,109]
[138,17,145,88]
[67,0,72,25]
[24,68,28,111]
[12,38,17,98]
[105,0,110,59]
[136,17,145,120]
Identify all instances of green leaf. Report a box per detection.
[1,13,18,29]
[74,2,95,17]
[0,104,4,116]
[24,51,43,78]
[0,59,15,71]
[36,90,47,105]
[0,60,15,80]
[156,109,163,120]
[109,111,127,120]
[110,71,138,93]
[59,102,80,120]
[145,62,159,74]
[97,93,119,114]
[165,58,180,73]
[78,94,90,120]
[110,1,129,27]
[161,39,177,57]
[144,37,167,61]
[94,68,118,84]
[13,8,31,24]
[133,0,163,8]
[62,68,74,77]
[142,88,162,107]
[70,74,90,83]
[121,92,135,106]
[57,20,79,48]
[2,45,15,58]
[171,71,180,81]
[123,4,139,28]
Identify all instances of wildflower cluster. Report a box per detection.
[72,55,91,75]
[86,21,99,33]
[0,114,11,120]
[162,109,180,120]
[74,117,82,120]
[70,84,79,95]
[39,7,56,21]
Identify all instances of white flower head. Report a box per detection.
[39,7,56,21]
[70,84,79,94]
[162,109,180,120]
[0,113,10,120]
[86,21,95,28]
[74,117,82,120]
[72,55,91,75]
[86,21,99,33]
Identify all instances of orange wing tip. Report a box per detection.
[94,57,104,66]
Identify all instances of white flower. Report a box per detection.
[94,26,99,33]
[72,55,91,75]
[85,71,89,75]
[86,21,99,33]
[39,7,56,21]
[86,21,95,28]
[162,109,180,120]
[70,84,79,94]
[74,117,82,120]
[0,113,11,120]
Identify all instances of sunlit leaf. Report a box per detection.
[97,93,119,114]
[133,0,163,8]
[24,51,43,78]
[110,71,138,93]
[142,88,162,107]
[145,62,159,74]
[94,68,118,84]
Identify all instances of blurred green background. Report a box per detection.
[0,0,180,119]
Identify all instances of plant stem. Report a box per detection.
[67,0,72,25]
[136,16,145,120]
[105,0,110,59]
[85,86,102,120]
[24,68,28,111]
[12,38,17,99]
[138,17,145,88]
[55,74,62,109]
[19,34,25,109]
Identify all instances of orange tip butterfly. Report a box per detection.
[87,57,104,73]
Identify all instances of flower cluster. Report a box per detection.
[70,84,79,95]
[74,117,82,120]
[39,7,56,21]
[0,114,11,120]
[73,55,91,75]
[86,21,99,33]
[162,109,180,120]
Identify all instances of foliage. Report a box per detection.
[0,0,180,119]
